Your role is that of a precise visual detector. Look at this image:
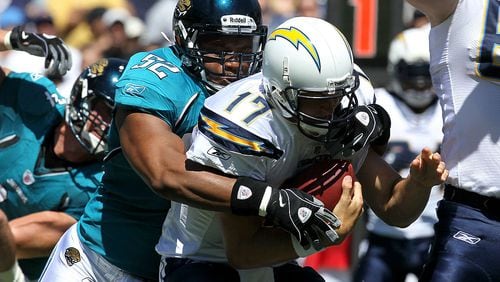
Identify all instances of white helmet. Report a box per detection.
[263,17,359,142]
[387,24,436,110]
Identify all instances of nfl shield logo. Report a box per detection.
[22,170,35,185]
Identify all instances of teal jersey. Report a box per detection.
[78,47,209,280]
[0,72,103,279]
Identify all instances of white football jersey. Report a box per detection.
[429,0,500,197]
[366,88,443,239]
[156,70,375,281]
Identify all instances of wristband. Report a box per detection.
[230,177,272,216]
[290,234,322,257]
[3,30,12,50]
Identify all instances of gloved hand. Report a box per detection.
[4,26,72,77]
[264,187,341,249]
[231,177,341,250]
[327,104,391,159]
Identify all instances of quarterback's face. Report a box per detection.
[298,91,341,120]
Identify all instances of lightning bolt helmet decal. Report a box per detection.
[268,26,321,72]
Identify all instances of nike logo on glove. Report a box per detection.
[279,195,286,207]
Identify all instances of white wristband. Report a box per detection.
[3,30,13,50]
[290,234,323,257]
[258,186,273,217]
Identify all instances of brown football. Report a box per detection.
[282,159,356,210]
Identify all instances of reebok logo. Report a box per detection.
[453,231,480,245]
[207,147,231,160]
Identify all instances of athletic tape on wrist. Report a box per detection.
[3,31,12,50]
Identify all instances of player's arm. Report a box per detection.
[0,210,16,271]
[116,107,342,247]
[115,107,234,211]
[8,211,76,258]
[220,176,364,269]
[405,0,458,26]
[358,147,448,227]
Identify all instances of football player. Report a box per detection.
[156,17,448,282]
[39,1,343,281]
[0,58,126,281]
[406,1,500,281]
[354,23,444,282]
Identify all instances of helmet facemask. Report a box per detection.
[273,73,360,143]
[386,24,435,111]
[65,78,113,156]
[392,60,435,110]
[176,15,267,93]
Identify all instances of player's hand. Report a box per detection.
[408,147,448,188]
[230,177,341,249]
[327,104,390,158]
[265,188,342,250]
[329,175,364,244]
[6,26,72,76]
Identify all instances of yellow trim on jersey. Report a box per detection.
[201,114,267,153]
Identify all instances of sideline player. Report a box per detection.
[405,0,500,281]
[353,23,443,282]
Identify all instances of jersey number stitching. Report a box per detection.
[131,54,180,79]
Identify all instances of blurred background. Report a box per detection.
[0,0,421,92]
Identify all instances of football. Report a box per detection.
[282,159,356,210]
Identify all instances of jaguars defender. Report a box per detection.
[0,58,125,281]
[157,17,448,282]
[40,0,338,281]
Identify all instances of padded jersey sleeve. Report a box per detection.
[114,51,180,129]
[6,72,65,118]
[186,76,282,181]
[113,48,207,136]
